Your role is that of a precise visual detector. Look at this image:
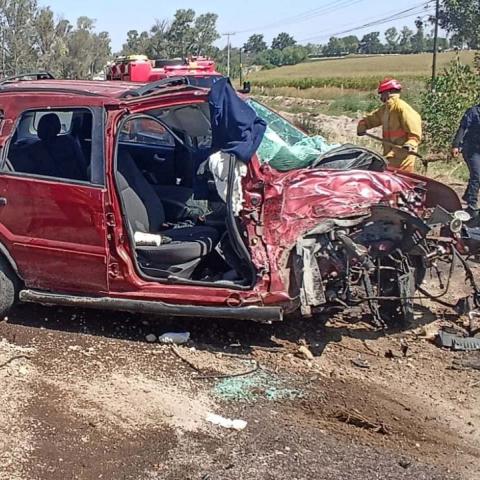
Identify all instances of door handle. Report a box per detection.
[153,154,166,163]
[0,197,7,206]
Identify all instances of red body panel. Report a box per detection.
[0,176,108,292]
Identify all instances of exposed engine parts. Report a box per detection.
[294,205,480,329]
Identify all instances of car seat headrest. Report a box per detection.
[37,113,61,141]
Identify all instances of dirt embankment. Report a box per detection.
[255,94,382,146]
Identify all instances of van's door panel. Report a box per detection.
[0,176,108,293]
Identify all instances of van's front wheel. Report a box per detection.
[0,258,19,318]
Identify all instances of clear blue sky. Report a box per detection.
[39,0,437,52]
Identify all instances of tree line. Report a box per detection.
[0,0,477,80]
[0,0,111,79]
[318,22,451,57]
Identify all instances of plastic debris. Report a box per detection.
[158,332,190,344]
[297,345,314,361]
[351,358,370,369]
[206,413,247,431]
[436,330,480,351]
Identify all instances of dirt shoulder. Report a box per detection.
[0,288,479,480]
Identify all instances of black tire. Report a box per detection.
[0,257,19,318]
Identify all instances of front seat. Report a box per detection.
[116,149,219,278]
[32,113,88,181]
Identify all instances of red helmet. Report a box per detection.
[378,78,402,94]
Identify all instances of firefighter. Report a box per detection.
[452,105,480,218]
[357,78,422,173]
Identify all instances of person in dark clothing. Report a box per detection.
[452,105,480,217]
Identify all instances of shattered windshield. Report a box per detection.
[247,99,339,171]
[247,99,308,146]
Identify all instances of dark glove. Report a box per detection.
[357,121,367,137]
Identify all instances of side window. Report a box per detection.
[5,108,93,183]
[119,118,175,147]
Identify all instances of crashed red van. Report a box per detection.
[0,75,477,327]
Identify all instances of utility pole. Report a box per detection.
[432,0,440,83]
[222,32,236,77]
[239,48,243,87]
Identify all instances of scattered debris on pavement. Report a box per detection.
[145,333,157,343]
[206,413,247,431]
[158,332,190,344]
[335,408,391,435]
[213,370,303,402]
[436,330,480,351]
[351,357,370,369]
[296,345,314,361]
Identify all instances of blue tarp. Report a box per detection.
[208,78,267,162]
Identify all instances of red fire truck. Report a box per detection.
[106,55,224,87]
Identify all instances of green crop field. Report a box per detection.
[249,51,476,116]
[249,51,475,83]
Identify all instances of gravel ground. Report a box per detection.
[0,278,479,480]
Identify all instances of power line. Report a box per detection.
[235,0,366,35]
[301,1,432,39]
[300,1,435,42]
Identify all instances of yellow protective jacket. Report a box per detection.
[358,94,422,172]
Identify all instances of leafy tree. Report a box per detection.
[214,45,242,77]
[243,34,267,54]
[271,32,296,50]
[192,13,219,56]
[439,0,480,49]
[384,27,399,53]
[34,7,65,72]
[304,43,322,56]
[121,10,220,59]
[146,20,170,58]
[0,0,38,75]
[281,45,307,65]
[411,18,426,53]
[358,32,383,54]
[323,36,345,56]
[121,29,150,56]
[421,58,480,152]
[425,32,448,52]
[399,26,413,53]
[342,35,359,54]
[167,8,195,57]
[252,50,274,69]
[58,17,111,79]
[449,33,465,49]
[266,48,284,66]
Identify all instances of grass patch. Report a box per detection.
[421,159,470,184]
[327,93,378,116]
